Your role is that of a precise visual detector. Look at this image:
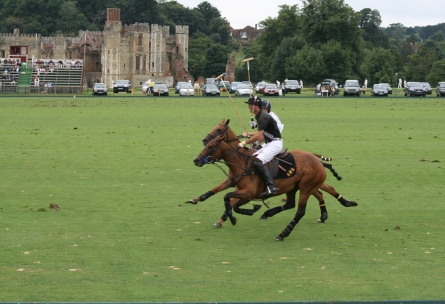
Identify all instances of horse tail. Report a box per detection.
[313,153,332,161]
[322,162,342,181]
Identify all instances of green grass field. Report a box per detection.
[0,95,444,302]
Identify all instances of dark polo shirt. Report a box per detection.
[255,110,281,143]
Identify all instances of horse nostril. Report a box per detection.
[202,139,207,146]
[193,158,200,166]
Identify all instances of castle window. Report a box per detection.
[138,34,143,46]
[143,55,146,70]
[108,50,110,54]
[136,55,140,70]
[152,62,154,68]
[124,63,126,69]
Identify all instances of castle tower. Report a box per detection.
[150,24,169,76]
[175,25,189,71]
[102,8,122,87]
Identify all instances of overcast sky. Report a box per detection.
[176,0,444,29]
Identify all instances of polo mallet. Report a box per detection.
[242,57,254,97]
[215,73,248,133]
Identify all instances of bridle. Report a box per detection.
[203,123,243,146]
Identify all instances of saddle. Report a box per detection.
[265,148,297,179]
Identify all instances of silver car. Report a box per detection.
[93,83,108,95]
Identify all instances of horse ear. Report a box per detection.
[226,119,230,125]
[220,118,225,124]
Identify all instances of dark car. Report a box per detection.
[420,82,432,94]
[151,83,169,96]
[404,82,426,97]
[284,80,301,94]
[436,82,445,97]
[263,83,279,96]
[343,79,360,96]
[379,83,393,94]
[175,81,188,94]
[93,83,107,95]
[218,81,230,92]
[113,80,132,93]
[229,82,241,94]
[371,84,388,97]
[202,84,220,96]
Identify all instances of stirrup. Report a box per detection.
[260,186,279,198]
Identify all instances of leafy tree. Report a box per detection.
[361,48,395,85]
[320,40,355,82]
[255,4,301,79]
[430,30,445,42]
[202,44,229,78]
[427,59,445,85]
[285,45,327,85]
[385,23,406,39]
[406,40,440,81]
[208,17,231,46]
[301,0,361,50]
[188,33,213,79]
[269,36,305,82]
[55,1,93,36]
[359,8,389,49]
[235,43,264,83]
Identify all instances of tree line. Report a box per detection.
[2,0,445,86]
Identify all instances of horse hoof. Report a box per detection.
[318,212,328,223]
[317,218,325,223]
[229,216,237,225]
[275,235,284,241]
[260,215,268,220]
[214,222,222,228]
[350,201,358,207]
[186,199,198,204]
[253,204,262,211]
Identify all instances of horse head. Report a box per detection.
[194,134,229,167]
[202,119,237,146]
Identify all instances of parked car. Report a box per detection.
[179,83,194,96]
[255,81,266,93]
[436,82,445,97]
[323,79,339,95]
[206,78,218,85]
[263,83,279,96]
[175,81,188,94]
[202,84,220,96]
[151,83,169,96]
[371,84,388,97]
[113,80,132,93]
[219,81,230,91]
[235,83,252,96]
[229,82,241,94]
[284,80,301,94]
[141,81,150,94]
[93,83,107,95]
[404,82,426,97]
[379,83,393,94]
[420,82,432,94]
[242,80,253,89]
[343,79,360,96]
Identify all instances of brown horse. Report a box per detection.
[194,133,332,241]
[188,119,357,227]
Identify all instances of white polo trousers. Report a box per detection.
[253,140,283,164]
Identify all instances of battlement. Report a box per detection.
[0,33,40,38]
[175,25,189,34]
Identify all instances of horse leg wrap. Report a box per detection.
[318,200,327,213]
[234,207,255,216]
[281,219,297,238]
[336,194,351,207]
[199,191,214,202]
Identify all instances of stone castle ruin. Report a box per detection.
[0,8,191,88]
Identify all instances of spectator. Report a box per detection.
[364,78,368,89]
[398,78,402,89]
[34,75,39,87]
[300,79,303,89]
[149,79,155,93]
[71,59,76,68]
[194,81,200,95]
[58,59,64,68]
[47,81,53,93]
[49,63,55,73]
